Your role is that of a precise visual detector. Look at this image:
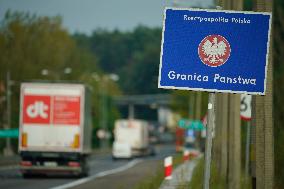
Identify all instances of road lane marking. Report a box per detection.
[50,159,143,189]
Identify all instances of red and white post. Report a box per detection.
[183,150,190,162]
[164,156,173,180]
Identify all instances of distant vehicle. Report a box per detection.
[19,83,92,177]
[112,119,154,159]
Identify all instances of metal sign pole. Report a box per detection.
[203,93,215,189]
[245,121,251,176]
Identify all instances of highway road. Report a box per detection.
[0,144,175,189]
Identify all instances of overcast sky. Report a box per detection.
[0,0,214,35]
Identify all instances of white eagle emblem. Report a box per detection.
[198,35,231,67]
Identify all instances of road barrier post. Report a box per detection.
[164,156,173,180]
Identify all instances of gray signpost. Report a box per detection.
[203,93,215,189]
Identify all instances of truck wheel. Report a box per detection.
[22,173,32,179]
[79,171,88,178]
[149,146,156,156]
[80,162,89,177]
[150,150,156,156]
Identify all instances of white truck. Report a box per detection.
[18,83,92,177]
[112,119,153,159]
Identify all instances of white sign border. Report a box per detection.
[158,7,272,95]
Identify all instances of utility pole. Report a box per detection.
[226,1,243,188]
[219,94,229,178]
[195,91,202,149]
[189,92,195,119]
[195,92,202,120]
[100,77,109,149]
[213,94,221,175]
[216,1,242,189]
[4,72,13,156]
[214,93,228,178]
[252,1,274,189]
[245,121,251,176]
[227,94,241,189]
[203,3,241,188]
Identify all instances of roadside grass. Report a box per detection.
[133,154,252,189]
[133,153,183,189]
[183,158,251,189]
[186,158,225,189]
[133,163,164,189]
[241,174,252,189]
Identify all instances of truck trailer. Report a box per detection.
[19,83,92,177]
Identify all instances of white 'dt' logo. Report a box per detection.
[26,101,49,119]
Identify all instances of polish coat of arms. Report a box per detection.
[198,35,231,67]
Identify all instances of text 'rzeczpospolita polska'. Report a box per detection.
[183,15,251,24]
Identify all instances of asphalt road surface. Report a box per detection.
[0,144,175,189]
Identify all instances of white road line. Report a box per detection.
[50,159,143,189]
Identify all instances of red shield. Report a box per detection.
[198,35,231,67]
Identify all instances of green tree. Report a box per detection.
[0,11,122,150]
[73,26,165,95]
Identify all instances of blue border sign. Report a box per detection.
[158,8,272,95]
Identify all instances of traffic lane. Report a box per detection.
[0,177,73,189]
[0,163,76,189]
[88,154,131,175]
[69,159,162,189]
[152,144,175,160]
[51,144,175,189]
[86,144,175,176]
[0,153,131,189]
[0,144,175,189]
[0,164,74,189]
[0,155,20,167]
